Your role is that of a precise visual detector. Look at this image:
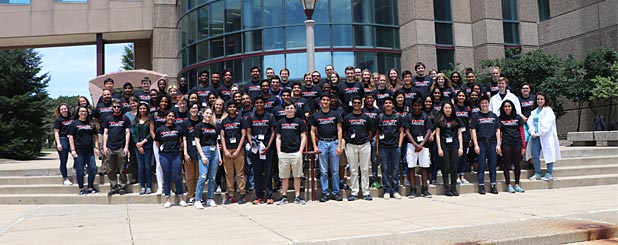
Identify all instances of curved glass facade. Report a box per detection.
[178,0,401,86]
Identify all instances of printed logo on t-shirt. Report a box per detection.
[247,85,261,92]
[380,119,398,126]
[160,130,178,137]
[456,111,469,117]
[376,93,390,100]
[302,91,318,97]
[76,124,93,130]
[223,122,240,130]
[195,90,212,97]
[414,81,430,87]
[404,92,417,99]
[317,117,336,125]
[201,127,216,134]
[409,119,425,126]
[62,120,73,126]
[501,119,519,126]
[521,101,534,107]
[108,121,125,127]
[343,87,361,94]
[347,119,367,126]
[364,112,377,119]
[251,119,270,127]
[478,118,496,124]
[281,123,300,130]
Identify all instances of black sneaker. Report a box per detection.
[364,195,373,201]
[334,194,343,201]
[451,185,459,196]
[319,195,329,202]
[294,196,306,205]
[276,196,288,205]
[238,195,247,204]
[340,180,349,190]
[89,188,100,195]
[421,186,432,198]
[347,195,356,201]
[224,196,235,205]
[479,185,486,195]
[118,188,126,195]
[408,187,417,199]
[108,189,117,196]
[445,186,453,196]
[79,189,88,195]
[490,184,499,194]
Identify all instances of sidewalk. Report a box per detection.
[0,184,616,244]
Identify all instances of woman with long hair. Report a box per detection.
[361,69,375,94]
[155,110,187,208]
[74,96,91,119]
[124,96,140,184]
[68,106,100,195]
[388,68,402,91]
[150,94,173,195]
[450,71,463,93]
[430,73,454,102]
[498,100,526,193]
[453,90,472,184]
[54,103,73,185]
[527,92,561,181]
[131,102,153,194]
[435,102,463,196]
[193,107,222,209]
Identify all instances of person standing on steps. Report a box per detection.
[247,97,277,205]
[193,107,222,209]
[342,96,374,201]
[404,98,433,198]
[471,95,502,195]
[103,99,131,196]
[220,102,248,205]
[498,100,526,193]
[376,97,405,200]
[54,103,74,186]
[68,106,100,195]
[275,102,308,205]
[155,110,187,208]
[435,102,464,197]
[526,92,561,181]
[131,102,153,195]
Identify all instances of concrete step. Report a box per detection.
[559,147,618,158]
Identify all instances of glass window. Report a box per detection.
[264,54,286,74]
[197,41,209,62]
[244,30,262,53]
[313,0,330,24]
[242,0,261,29]
[223,59,242,80]
[286,26,306,49]
[331,0,352,23]
[332,25,353,47]
[187,0,196,10]
[435,23,453,45]
[538,0,550,21]
[433,0,452,21]
[353,0,374,23]
[502,0,518,20]
[332,52,354,76]
[377,53,401,74]
[263,0,283,27]
[226,33,242,55]
[225,0,241,32]
[242,56,262,83]
[210,1,224,35]
[189,45,197,65]
[285,53,308,80]
[210,37,224,58]
[187,12,197,44]
[181,48,188,68]
[284,0,304,25]
[354,25,374,47]
[394,29,401,49]
[197,0,209,5]
[375,0,396,25]
[376,27,395,48]
[178,0,186,16]
[197,5,209,40]
[180,17,188,48]
[263,28,284,51]
[503,22,520,44]
[436,48,455,72]
[315,52,332,75]
[315,25,330,48]
[355,52,377,72]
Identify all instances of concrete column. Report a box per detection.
[96,33,104,75]
[305,19,315,73]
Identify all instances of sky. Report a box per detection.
[36,43,129,99]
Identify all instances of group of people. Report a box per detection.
[52,62,561,208]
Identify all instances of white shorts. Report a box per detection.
[278,152,303,179]
[406,143,430,168]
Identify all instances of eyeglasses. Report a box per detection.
[113,106,121,108]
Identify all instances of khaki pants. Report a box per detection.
[106,148,127,188]
[223,149,246,196]
[345,142,371,196]
[185,159,198,199]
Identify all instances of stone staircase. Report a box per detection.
[0,147,616,204]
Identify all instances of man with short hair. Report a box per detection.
[275,102,308,205]
[103,99,131,195]
[211,72,222,89]
[191,70,217,108]
[134,77,152,103]
[301,72,322,113]
[376,96,405,200]
[265,67,275,80]
[97,78,122,104]
[354,67,362,81]
[245,66,262,100]
[338,66,365,114]
[220,102,248,204]
[279,68,292,90]
[219,70,236,102]
[343,96,373,201]
[412,62,433,99]
[489,77,521,116]
[260,79,280,113]
[120,82,134,111]
[310,95,343,202]
[177,76,190,100]
[404,98,433,198]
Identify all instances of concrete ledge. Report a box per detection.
[568,131,618,146]
[595,131,618,146]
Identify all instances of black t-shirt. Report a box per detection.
[342,112,373,145]
[485,81,500,96]
[309,109,342,139]
[67,120,97,154]
[134,90,150,103]
[377,112,403,148]
[272,104,305,122]
[102,114,131,150]
[440,87,455,102]
[405,112,432,147]
[219,115,246,149]
[218,83,234,102]
[301,85,321,103]
[290,97,311,115]
[412,76,433,99]
[454,104,472,142]
[174,110,190,127]
[193,122,219,146]
[398,86,421,106]
[191,84,217,108]
[276,117,307,153]
[500,114,524,145]
[362,107,380,129]
[372,88,394,108]
[54,116,74,137]
[262,95,280,113]
[247,111,276,145]
[519,95,535,118]
[470,111,501,142]
[244,80,262,100]
[337,81,365,112]
[183,118,201,159]
[155,124,184,153]
[395,104,409,119]
[92,102,113,123]
[150,109,175,128]
[437,116,462,147]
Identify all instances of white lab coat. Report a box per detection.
[525,106,561,163]
[489,90,522,117]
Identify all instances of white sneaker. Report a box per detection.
[384,193,391,200]
[207,199,217,207]
[194,201,204,209]
[155,189,163,196]
[393,192,402,199]
[462,178,470,184]
[63,179,73,186]
[163,201,171,208]
[179,200,188,207]
[456,178,462,184]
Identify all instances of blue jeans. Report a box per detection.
[400,143,408,177]
[57,137,70,179]
[135,146,152,189]
[159,152,183,197]
[195,146,220,201]
[318,140,340,195]
[245,151,255,190]
[370,139,378,180]
[249,149,273,199]
[74,152,96,189]
[379,147,400,194]
[530,137,553,175]
[430,141,440,181]
[458,143,469,176]
[477,141,497,184]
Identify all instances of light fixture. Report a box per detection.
[300,0,317,20]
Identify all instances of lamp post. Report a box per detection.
[301,0,317,73]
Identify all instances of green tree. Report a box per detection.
[0,49,50,160]
[590,62,618,127]
[121,43,134,70]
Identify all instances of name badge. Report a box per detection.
[230,137,237,144]
[348,101,353,106]
[217,135,221,140]
[209,146,216,151]
[259,153,266,160]
[191,141,196,146]
[258,134,265,140]
[159,145,164,151]
[379,134,385,139]
[446,137,453,143]
[202,102,207,108]
[416,136,424,142]
[461,127,466,132]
